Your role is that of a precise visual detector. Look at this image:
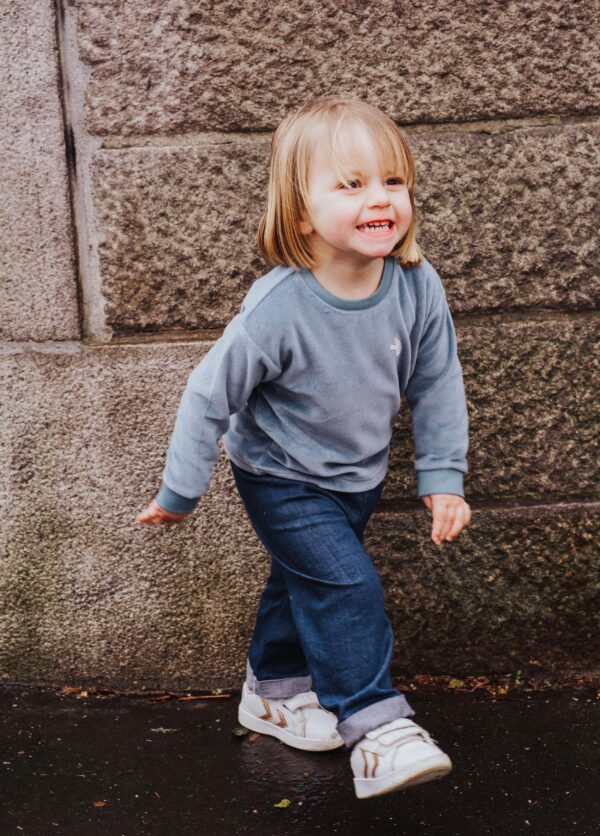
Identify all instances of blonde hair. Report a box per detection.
[257,95,423,270]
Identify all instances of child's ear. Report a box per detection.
[299,219,313,235]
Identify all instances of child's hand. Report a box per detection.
[421,494,471,545]
[137,498,191,527]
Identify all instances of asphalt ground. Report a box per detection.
[1,684,598,836]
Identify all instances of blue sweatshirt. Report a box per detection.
[156,255,469,514]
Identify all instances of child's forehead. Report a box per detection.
[311,121,371,160]
[308,120,400,175]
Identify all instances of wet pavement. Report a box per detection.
[0,684,598,835]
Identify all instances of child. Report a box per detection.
[138,95,471,800]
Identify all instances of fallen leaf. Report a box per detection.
[232,726,249,737]
[469,676,493,692]
[274,799,291,808]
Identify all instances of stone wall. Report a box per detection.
[1,0,598,690]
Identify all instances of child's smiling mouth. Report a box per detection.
[356,220,395,237]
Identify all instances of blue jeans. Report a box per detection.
[230,459,415,748]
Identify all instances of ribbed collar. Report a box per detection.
[299,256,394,311]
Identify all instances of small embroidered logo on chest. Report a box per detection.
[389,337,402,356]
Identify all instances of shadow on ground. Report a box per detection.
[0,685,598,835]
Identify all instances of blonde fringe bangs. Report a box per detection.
[257,96,423,271]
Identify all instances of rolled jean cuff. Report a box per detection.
[245,659,313,699]
[337,694,416,749]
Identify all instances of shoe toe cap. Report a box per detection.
[304,709,342,742]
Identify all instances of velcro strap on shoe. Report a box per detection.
[364,718,434,748]
[282,692,320,713]
[365,718,418,740]
[378,726,430,747]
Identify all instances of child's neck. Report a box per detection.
[310,256,385,301]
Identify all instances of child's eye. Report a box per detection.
[339,177,405,190]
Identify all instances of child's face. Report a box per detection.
[300,123,413,270]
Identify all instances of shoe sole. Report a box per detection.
[354,754,453,799]
[238,705,345,752]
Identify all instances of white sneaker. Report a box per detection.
[351,717,453,799]
[238,682,344,751]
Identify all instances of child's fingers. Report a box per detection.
[431,504,466,545]
[442,505,467,542]
[431,504,452,544]
[137,500,188,525]
[137,502,161,523]
[157,507,190,523]
[138,510,163,524]
[433,504,468,543]
[137,507,155,524]
[138,512,181,525]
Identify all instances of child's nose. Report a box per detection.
[366,183,391,205]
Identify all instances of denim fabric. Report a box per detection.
[230,459,415,748]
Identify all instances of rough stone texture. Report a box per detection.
[91,138,270,335]
[385,317,600,502]
[0,343,263,688]
[0,0,80,341]
[411,125,600,313]
[72,0,600,136]
[91,123,600,335]
[366,504,600,677]
[1,341,597,687]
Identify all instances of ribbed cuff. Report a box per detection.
[417,468,464,498]
[155,482,200,514]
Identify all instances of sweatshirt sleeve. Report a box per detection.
[155,315,281,513]
[403,277,469,498]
